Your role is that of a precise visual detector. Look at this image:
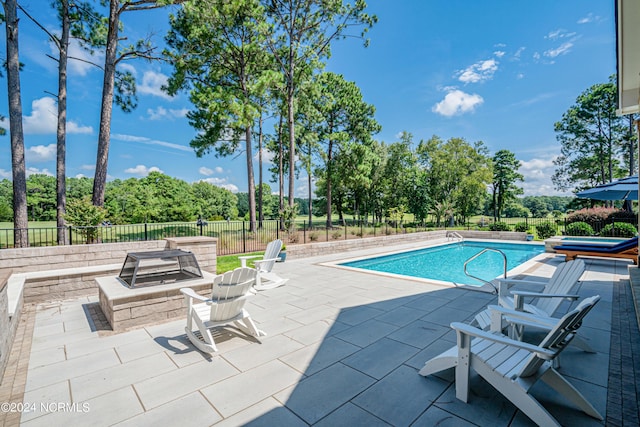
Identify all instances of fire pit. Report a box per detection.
[118,249,203,288]
[97,248,214,331]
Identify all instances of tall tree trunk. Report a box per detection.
[326,139,333,228]
[278,114,284,230]
[287,87,295,208]
[257,114,264,227]
[4,0,28,247]
[286,40,295,208]
[92,0,119,207]
[56,0,70,245]
[307,138,312,226]
[245,127,256,232]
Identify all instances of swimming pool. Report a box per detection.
[339,241,545,287]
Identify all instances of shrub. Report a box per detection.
[489,222,511,231]
[564,221,594,236]
[566,207,620,225]
[513,222,530,233]
[608,209,637,223]
[331,230,342,240]
[535,222,557,240]
[65,197,106,244]
[600,222,638,238]
[309,231,319,241]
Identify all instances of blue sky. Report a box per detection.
[0,0,615,197]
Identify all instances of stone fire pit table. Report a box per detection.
[97,272,215,331]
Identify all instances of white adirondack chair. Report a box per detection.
[238,239,288,291]
[474,259,585,329]
[181,267,265,353]
[420,295,602,427]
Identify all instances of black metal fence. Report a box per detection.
[0,217,637,254]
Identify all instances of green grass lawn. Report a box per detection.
[216,251,263,274]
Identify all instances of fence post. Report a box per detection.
[144,223,148,241]
[303,220,306,243]
[242,221,246,253]
[69,226,73,245]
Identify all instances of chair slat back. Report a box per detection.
[535,260,585,315]
[211,267,257,299]
[258,239,283,273]
[518,295,600,378]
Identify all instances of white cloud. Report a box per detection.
[111,133,192,152]
[533,52,541,61]
[577,13,601,24]
[67,39,102,76]
[432,90,484,117]
[23,97,93,134]
[26,144,56,162]
[146,106,189,121]
[199,166,214,176]
[124,164,163,176]
[80,164,95,171]
[0,169,10,178]
[545,29,576,40]
[512,47,526,60]
[457,59,498,84]
[200,177,239,193]
[544,42,573,58]
[519,156,572,196]
[493,51,505,58]
[46,35,103,77]
[254,148,275,165]
[516,73,525,79]
[138,71,172,100]
[26,167,53,177]
[119,63,137,76]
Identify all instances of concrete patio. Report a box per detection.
[1,239,637,426]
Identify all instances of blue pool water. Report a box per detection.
[340,241,545,286]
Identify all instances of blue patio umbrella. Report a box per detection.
[576,175,638,200]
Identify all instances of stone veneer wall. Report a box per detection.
[0,270,21,383]
[0,237,217,305]
[285,230,527,259]
[0,241,167,273]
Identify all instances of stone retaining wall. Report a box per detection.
[0,270,20,383]
[285,230,527,259]
[2,237,218,305]
[0,241,166,273]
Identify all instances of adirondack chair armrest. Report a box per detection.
[497,278,547,288]
[238,255,262,268]
[512,291,579,310]
[451,322,556,360]
[487,304,559,330]
[253,257,281,267]
[180,287,211,303]
[511,290,579,299]
[487,304,556,327]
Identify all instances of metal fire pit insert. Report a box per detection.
[118,249,203,288]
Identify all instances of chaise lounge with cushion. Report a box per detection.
[553,236,638,264]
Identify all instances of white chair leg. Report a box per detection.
[570,335,595,353]
[455,332,472,402]
[541,368,603,420]
[419,347,458,377]
[233,315,266,338]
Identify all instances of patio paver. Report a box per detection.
[0,238,637,426]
